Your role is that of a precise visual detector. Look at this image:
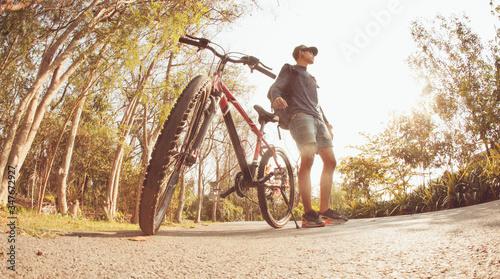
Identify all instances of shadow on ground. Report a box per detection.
[61,199,500,240]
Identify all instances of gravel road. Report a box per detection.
[3,200,500,278]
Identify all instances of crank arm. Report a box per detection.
[257,172,274,184]
[220,186,235,199]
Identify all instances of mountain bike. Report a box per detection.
[139,35,298,235]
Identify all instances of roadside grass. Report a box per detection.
[1,207,213,238]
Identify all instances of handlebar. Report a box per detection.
[179,36,276,79]
[178,37,209,49]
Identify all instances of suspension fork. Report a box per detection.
[185,95,217,166]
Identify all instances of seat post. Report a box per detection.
[259,120,267,133]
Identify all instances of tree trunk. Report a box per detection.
[104,64,156,219]
[56,96,85,214]
[0,90,36,204]
[195,160,203,223]
[175,173,186,223]
[0,82,45,205]
[212,159,220,222]
[36,90,89,212]
[104,93,141,219]
[130,164,146,224]
[104,141,126,219]
[211,183,218,223]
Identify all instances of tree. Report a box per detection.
[99,0,242,220]
[407,14,500,162]
[0,0,244,207]
[0,0,135,205]
[51,44,110,214]
[55,94,86,214]
[345,109,440,207]
[338,156,387,203]
[0,0,43,13]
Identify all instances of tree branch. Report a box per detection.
[0,0,42,13]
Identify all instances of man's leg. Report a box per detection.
[317,146,348,224]
[317,146,336,213]
[298,143,316,212]
[289,114,326,227]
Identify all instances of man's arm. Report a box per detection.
[271,64,292,109]
[320,106,334,139]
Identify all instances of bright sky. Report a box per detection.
[216,0,497,185]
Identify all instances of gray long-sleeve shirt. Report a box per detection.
[270,64,324,121]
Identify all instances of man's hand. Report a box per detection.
[273,97,288,109]
[327,123,334,139]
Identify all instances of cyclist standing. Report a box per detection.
[270,45,348,227]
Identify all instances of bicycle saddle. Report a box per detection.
[254,105,279,124]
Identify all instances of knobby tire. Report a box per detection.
[139,75,211,235]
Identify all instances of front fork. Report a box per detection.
[185,95,217,166]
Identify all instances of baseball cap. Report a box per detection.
[293,45,318,60]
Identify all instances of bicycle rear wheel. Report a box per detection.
[257,147,295,228]
[139,75,211,235]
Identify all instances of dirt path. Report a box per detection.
[3,200,500,278]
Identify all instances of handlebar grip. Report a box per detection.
[179,37,202,47]
[255,65,276,79]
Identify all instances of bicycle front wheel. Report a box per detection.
[139,75,211,235]
[257,147,295,228]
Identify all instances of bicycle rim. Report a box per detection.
[257,147,295,228]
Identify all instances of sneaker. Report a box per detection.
[302,210,325,228]
[319,209,348,225]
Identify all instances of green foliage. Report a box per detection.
[337,153,500,219]
[407,14,500,160]
[338,156,387,203]
[292,202,304,220]
[335,13,500,220]
[329,184,346,212]
[218,198,244,222]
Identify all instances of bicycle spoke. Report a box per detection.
[258,147,295,228]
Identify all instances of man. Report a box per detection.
[270,45,348,227]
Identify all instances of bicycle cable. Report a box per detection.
[208,40,226,75]
[240,191,260,206]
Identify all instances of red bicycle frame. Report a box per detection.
[211,72,279,183]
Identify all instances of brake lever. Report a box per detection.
[241,56,260,66]
[260,62,272,71]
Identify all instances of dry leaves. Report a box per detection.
[128,236,149,242]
